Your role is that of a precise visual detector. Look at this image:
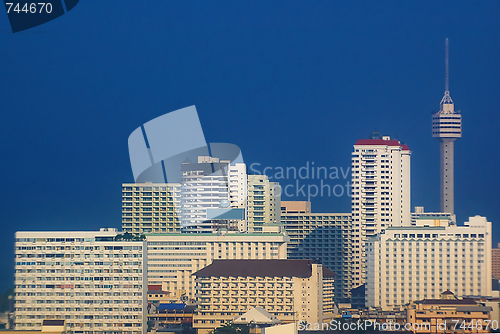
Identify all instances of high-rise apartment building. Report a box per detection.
[246,174,281,232]
[146,232,288,300]
[192,259,335,334]
[365,216,492,310]
[14,228,147,333]
[432,38,462,215]
[181,156,247,233]
[123,160,281,234]
[122,183,181,235]
[351,132,411,288]
[280,201,352,303]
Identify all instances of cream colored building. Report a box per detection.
[366,216,492,310]
[281,201,352,302]
[122,182,181,235]
[192,259,335,334]
[351,132,411,288]
[14,228,147,333]
[146,232,288,300]
[407,291,492,333]
[123,165,280,235]
[246,174,281,233]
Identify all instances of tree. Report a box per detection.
[209,323,250,334]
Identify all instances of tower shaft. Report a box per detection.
[440,139,455,214]
[432,39,461,215]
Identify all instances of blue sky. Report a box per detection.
[1,1,499,289]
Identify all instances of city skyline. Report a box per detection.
[1,1,499,293]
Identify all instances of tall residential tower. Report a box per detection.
[351,131,411,288]
[432,38,462,215]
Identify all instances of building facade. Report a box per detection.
[351,132,411,288]
[122,183,181,235]
[146,232,288,300]
[181,156,246,233]
[14,228,147,333]
[246,174,281,233]
[123,163,281,235]
[280,201,352,302]
[366,216,492,311]
[407,292,492,334]
[492,243,500,280]
[192,259,334,334]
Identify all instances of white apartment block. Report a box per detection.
[280,201,352,303]
[192,259,335,334]
[123,163,280,235]
[181,156,233,232]
[14,228,147,334]
[351,132,411,288]
[229,163,247,209]
[146,232,288,300]
[246,174,281,232]
[365,216,492,311]
[122,183,181,235]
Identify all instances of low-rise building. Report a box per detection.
[407,291,492,333]
[192,259,335,334]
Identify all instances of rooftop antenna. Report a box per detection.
[445,38,449,92]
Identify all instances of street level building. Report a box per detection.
[407,291,492,334]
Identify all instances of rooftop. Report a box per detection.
[193,259,336,278]
[355,139,410,151]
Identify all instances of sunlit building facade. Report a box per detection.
[366,216,492,311]
[14,228,147,333]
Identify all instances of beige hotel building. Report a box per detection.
[366,216,492,311]
[146,232,288,301]
[192,259,335,334]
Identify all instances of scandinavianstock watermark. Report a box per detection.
[249,162,352,201]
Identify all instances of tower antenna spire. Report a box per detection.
[445,38,449,92]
